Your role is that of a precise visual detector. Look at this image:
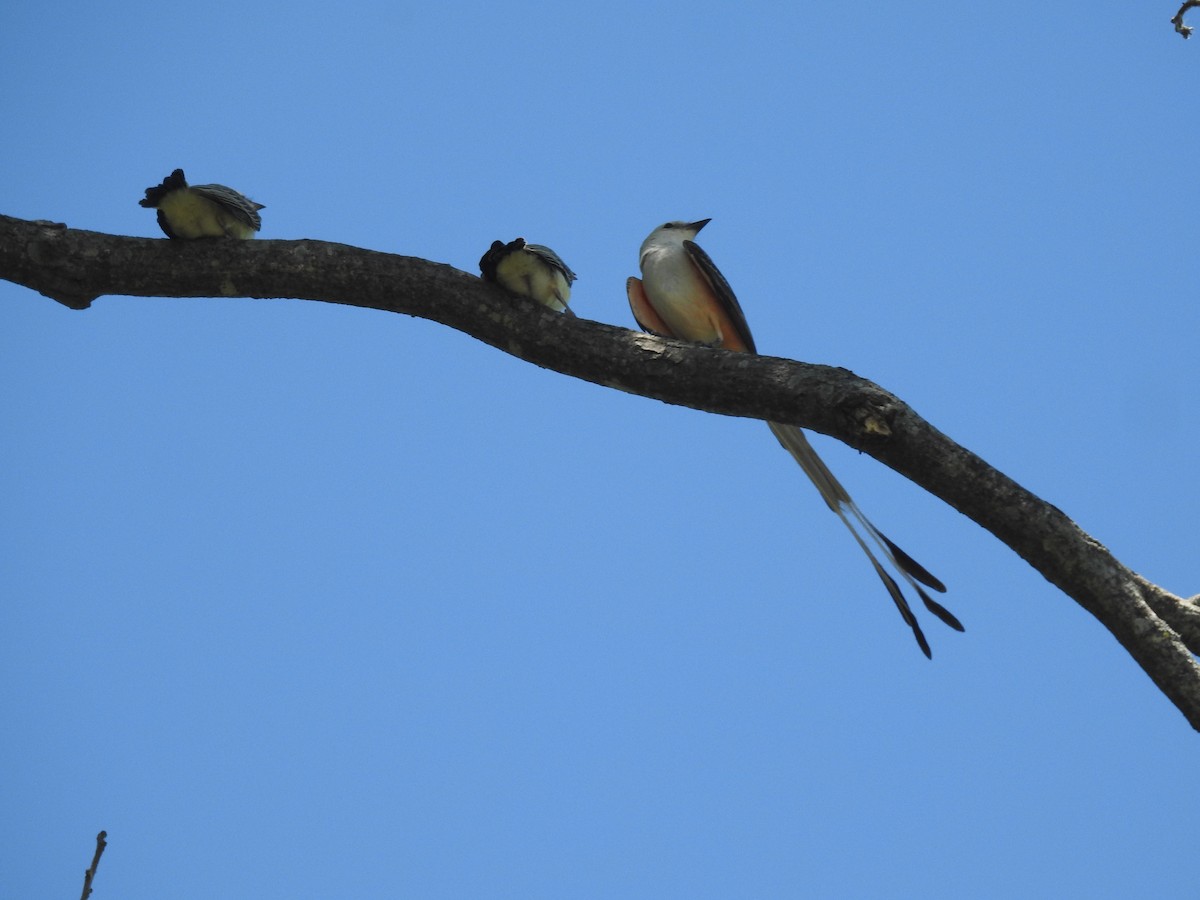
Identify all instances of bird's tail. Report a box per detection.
[766,421,962,657]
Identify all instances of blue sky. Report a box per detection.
[3,2,1199,897]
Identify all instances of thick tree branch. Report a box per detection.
[2,214,1197,728]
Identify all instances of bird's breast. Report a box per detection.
[159,191,249,239]
[641,253,724,345]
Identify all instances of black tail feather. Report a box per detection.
[879,533,946,593]
[871,557,933,659]
[764,420,958,655]
[916,584,965,632]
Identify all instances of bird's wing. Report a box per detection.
[189,183,264,231]
[525,243,577,285]
[682,240,757,354]
[154,210,177,239]
[626,276,675,338]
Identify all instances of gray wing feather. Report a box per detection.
[524,243,577,284]
[190,183,264,231]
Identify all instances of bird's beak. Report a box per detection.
[688,218,712,233]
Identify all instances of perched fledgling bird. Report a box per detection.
[479,237,577,315]
[627,218,962,657]
[139,169,264,239]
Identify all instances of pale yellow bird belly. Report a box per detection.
[159,191,254,239]
[495,253,570,311]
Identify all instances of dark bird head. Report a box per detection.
[139,169,188,208]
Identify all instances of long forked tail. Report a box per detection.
[766,421,963,657]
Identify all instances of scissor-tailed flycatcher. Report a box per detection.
[479,237,577,315]
[627,218,962,657]
[140,169,264,239]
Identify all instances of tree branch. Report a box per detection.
[1172,1,1200,38]
[3,214,1197,729]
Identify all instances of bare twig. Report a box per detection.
[80,831,107,900]
[1172,1,1200,37]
